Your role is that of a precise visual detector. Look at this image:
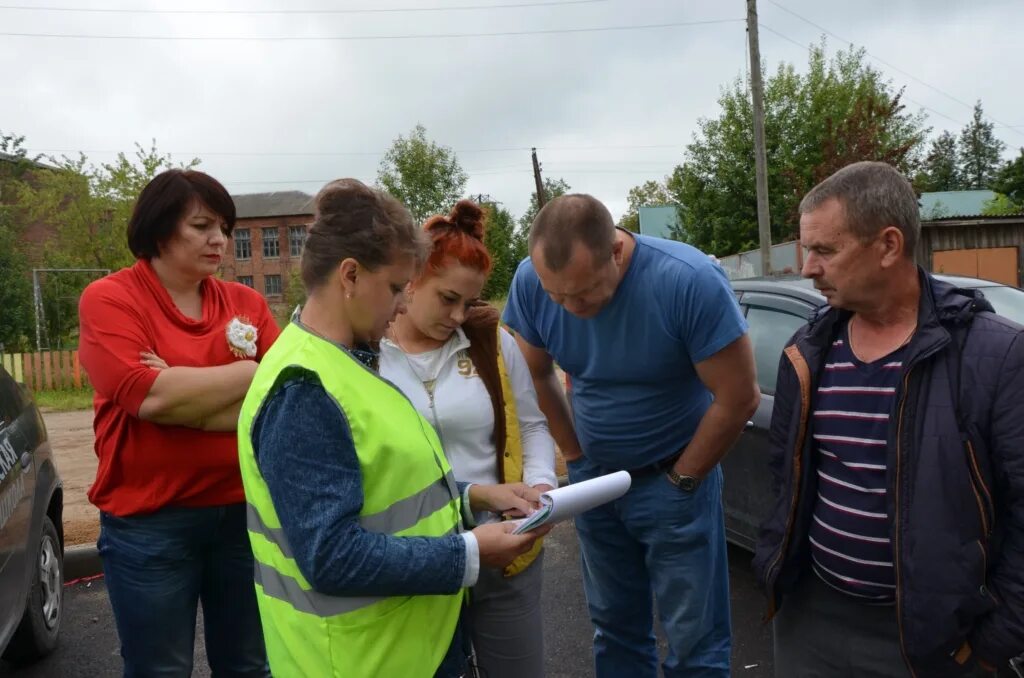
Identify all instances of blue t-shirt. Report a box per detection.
[502,234,748,469]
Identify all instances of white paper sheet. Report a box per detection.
[511,470,632,535]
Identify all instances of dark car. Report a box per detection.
[722,273,1024,552]
[0,364,64,664]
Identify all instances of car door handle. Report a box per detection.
[20,451,32,470]
[745,420,754,429]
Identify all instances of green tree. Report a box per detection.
[992,147,1024,206]
[285,266,307,312]
[518,177,571,234]
[678,42,928,256]
[915,131,962,192]
[481,203,518,300]
[376,124,467,224]
[16,141,197,345]
[958,101,1006,190]
[619,168,685,234]
[982,193,1023,216]
[19,141,198,272]
[0,132,40,351]
[0,226,33,351]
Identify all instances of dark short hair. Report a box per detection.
[800,161,920,257]
[301,179,427,291]
[528,193,615,271]
[127,169,236,259]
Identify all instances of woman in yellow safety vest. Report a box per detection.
[237,178,549,678]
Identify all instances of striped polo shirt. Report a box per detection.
[808,322,908,603]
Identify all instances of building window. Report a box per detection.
[234,229,251,260]
[289,225,307,257]
[263,227,280,258]
[265,274,282,296]
[237,275,253,288]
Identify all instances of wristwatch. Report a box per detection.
[667,469,702,492]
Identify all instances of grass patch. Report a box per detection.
[33,387,94,412]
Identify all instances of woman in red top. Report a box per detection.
[78,169,280,678]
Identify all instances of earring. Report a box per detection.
[346,292,353,299]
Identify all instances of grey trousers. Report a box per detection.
[468,550,545,678]
[773,574,996,678]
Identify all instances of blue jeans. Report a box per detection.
[568,457,732,678]
[98,504,270,678]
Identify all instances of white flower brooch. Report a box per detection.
[226,316,258,358]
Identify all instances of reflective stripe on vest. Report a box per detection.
[246,470,457,552]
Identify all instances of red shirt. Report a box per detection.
[78,259,281,516]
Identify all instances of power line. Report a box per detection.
[28,143,683,157]
[0,17,743,41]
[220,167,676,187]
[763,0,1024,140]
[0,0,606,15]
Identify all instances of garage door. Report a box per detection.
[933,247,1019,287]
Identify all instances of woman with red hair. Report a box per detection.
[380,200,557,678]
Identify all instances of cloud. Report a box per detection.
[3,0,1022,226]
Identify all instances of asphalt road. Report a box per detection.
[2,523,773,677]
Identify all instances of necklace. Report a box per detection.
[848,314,916,360]
[388,320,448,393]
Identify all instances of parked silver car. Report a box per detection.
[0,364,64,664]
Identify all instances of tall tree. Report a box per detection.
[992,147,1024,206]
[958,101,1006,190]
[19,141,198,272]
[677,42,928,256]
[376,124,467,224]
[619,167,685,234]
[915,131,962,192]
[16,141,197,345]
[0,132,36,351]
[480,202,518,300]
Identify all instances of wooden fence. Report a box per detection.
[0,350,90,392]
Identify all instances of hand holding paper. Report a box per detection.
[511,470,632,535]
[469,482,541,518]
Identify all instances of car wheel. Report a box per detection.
[3,516,63,664]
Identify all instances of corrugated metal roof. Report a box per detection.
[232,191,314,219]
[919,190,998,219]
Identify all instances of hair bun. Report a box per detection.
[315,178,376,221]
[449,199,486,240]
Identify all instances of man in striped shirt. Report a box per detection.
[808,333,907,604]
[753,162,1024,677]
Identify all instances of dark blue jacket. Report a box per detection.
[753,271,1024,676]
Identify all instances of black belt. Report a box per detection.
[625,450,683,478]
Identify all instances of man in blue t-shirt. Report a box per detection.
[502,194,759,677]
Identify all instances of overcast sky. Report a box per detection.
[4,0,1022,223]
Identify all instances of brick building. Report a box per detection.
[223,191,314,306]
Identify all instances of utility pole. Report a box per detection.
[531,147,547,210]
[746,0,772,276]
